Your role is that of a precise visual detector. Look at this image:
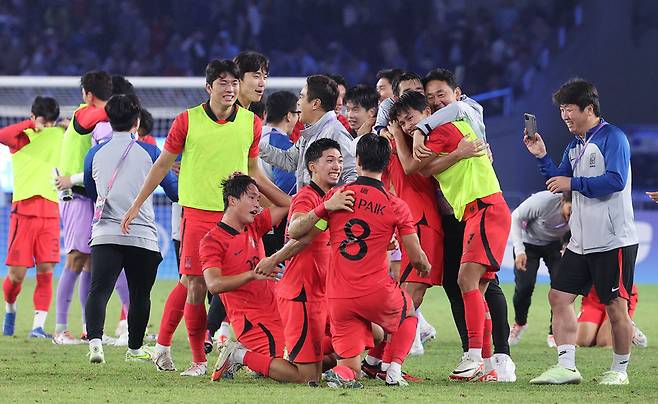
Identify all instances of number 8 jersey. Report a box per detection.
[320,176,417,299]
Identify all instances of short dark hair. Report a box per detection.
[139,108,154,134]
[111,75,135,95]
[392,72,423,97]
[234,51,269,79]
[105,94,141,132]
[31,96,60,122]
[205,59,240,85]
[221,173,258,209]
[344,85,378,111]
[80,70,112,101]
[389,91,430,121]
[306,75,338,113]
[376,68,403,84]
[552,78,601,117]
[356,134,390,173]
[304,138,342,175]
[250,101,266,120]
[265,91,298,124]
[423,68,458,90]
[327,74,347,90]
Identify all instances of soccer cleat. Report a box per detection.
[80,332,88,341]
[114,332,128,347]
[204,330,214,354]
[126,346,155,362]
[632,324,648,348]
[215,333,230,350]
[360,359,381,379]
[547,334,557,348]
[324,369,364,389]
[386,374,409,387]
[180,361,208,377]
[508,323,528,346]
[529,365,582,385]
[449,353,485,381]
[409,336,425,356]
[211,339,239,381]
[53,330,83,345]
[102,335,117,345]
[598,370,629,385]
[419,324,436,344]
[153,350,176,371]
[88,344,105,364]
[493,353,517,382]
[401,371,423,383]
[476,369,498,382]
[28,327,53,339]
[3,312,16,336]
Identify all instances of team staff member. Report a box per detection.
[121,59,289,377]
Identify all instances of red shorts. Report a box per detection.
[399,225,443,286]
[179,208,222,276]
[578,284,639,325]
[328,282,413,359]
[277,297,327,363]
[237,315,285,358]
[6,214,60,267]
[461,193,511,280]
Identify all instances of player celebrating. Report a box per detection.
[288,134,431,387]
[1,97,63,338]
[122,59,289,376]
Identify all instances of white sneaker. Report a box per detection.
[114,332,129,347]
[212,339,240,381]
[632,324,648,348]
[409,333,425,356]
[53,330,83,345]
[493,353,517,382]
[508,323,528,346]
[88,344,105,364]
[547,334,557,348]
[419,324,436,344]
[153,349,176,371]
[180,361,208,377]
[449,353,484,381]
[598,370,629,385]
[101,335,117,345]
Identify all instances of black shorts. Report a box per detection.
[551,244,637,305]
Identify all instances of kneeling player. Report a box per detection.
[289,134,431,387]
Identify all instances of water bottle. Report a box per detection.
[54,168,73,201]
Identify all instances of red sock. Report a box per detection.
[382,341,393,364]
[33,273,53,311]
[322,335,334,356]
[120,305,127,321]
[462,289,485,349]
[389,316,418,364]
[3,277,22,304]
[367,341,386,361]
[332,365,357,381]
[243,351,273,377]
[483,302,492,359]
[184,302,207,363]
[156,282,187,346]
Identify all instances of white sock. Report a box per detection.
[232,347,247,364]
[386,362,402,382]
[417,309,428,329]
[32,310,47,329]
[381,362,390,371]
[468,348,483,361]
[155,343,171,354]
[611,352,630,375]
[557,344,576,370]
[128,348,142,355]
[412,322,422,348]
[82,323,87,334]
[5,303,16,313]
[365,355,381,366]
[89,338,102,347]
[55,323,67,333]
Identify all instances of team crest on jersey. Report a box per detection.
[589,152,596,167]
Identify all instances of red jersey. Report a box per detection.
[74,105,108,134]
[139,134,157,145]
[277,182,330,302]
[164,102,261,158]
[199,209,278,337]
[321,176,416,298]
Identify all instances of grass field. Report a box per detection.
[0,280,656,403]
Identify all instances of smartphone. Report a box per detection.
[524,113,537,139]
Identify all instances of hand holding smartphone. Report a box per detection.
[524,113,537,139]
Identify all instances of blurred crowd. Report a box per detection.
[0,0,579,95]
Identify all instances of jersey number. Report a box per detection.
[339,219,371,261]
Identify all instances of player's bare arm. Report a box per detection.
[249,157,291,207]
[400,233,431,277]
[388,121,432,174]
[121,149,177,233]
[204,265,274,295]
[287,189,355,239]
[419,136,487,177]
[254,229,319,276]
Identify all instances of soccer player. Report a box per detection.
[375,68,403,102]
[260,75,357,190]
[1,97,63,338]
[344,84,378,150]
[327,74,350,130]
[235,51,268,111]
[525,79,638,385]
[137,108,157,145]
[121,59,289,376]
[508,191,571,347]
[252,138,344,384]
[83,94,177,364]
[288,134,431,387]
[390,91,511,382]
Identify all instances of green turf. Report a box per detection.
[0,280,656,403]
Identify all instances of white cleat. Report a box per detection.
[508,323,528,346]
[88,344,105,364]
[153,350,176,371]
[547,334,557,348]
[493,353,517,382]
[180,361,208,377]
[449,353,485,381]
[53,330,83,345]
[114,332,129,347]
[419,324,436,344]
[598,370,629,385]
[409,334,425,356]
[632,324,648,348]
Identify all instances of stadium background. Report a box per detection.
[0,0,657,282]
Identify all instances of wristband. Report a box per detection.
[313,203,328,218]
